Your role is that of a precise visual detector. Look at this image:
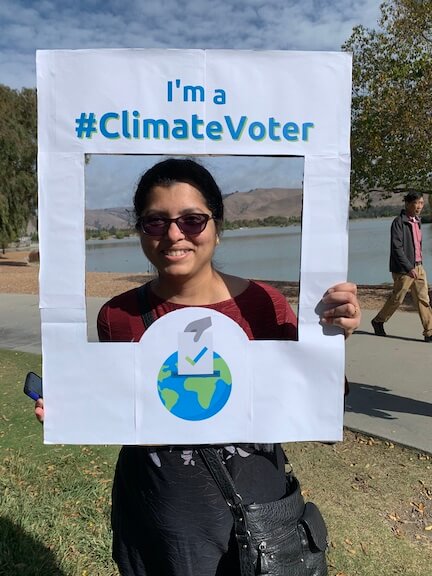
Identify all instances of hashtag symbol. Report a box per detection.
[75,113,98,138]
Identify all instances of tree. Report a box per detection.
[0,85,37,251]
[343,0,432,207]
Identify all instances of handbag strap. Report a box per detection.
[198,447,244,504]
[199,447,255,575]
[199,447,247,510]
[137,282,156,329]
[199,446,251,529]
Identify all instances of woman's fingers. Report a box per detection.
[35,398,44,423]
[320,283,361,337]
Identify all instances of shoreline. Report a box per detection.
[0,251,406,310]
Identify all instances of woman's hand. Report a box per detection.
[35,398,44,423]
[320,282,361,339]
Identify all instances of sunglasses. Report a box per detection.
[136,213,214,236]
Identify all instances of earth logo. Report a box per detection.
[157,351,232,421]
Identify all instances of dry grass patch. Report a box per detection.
[285,433,432,575]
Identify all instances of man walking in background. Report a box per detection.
[371,191,432,342]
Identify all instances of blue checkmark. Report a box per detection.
[185,346,209,366]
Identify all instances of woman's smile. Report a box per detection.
[161,248,193,260]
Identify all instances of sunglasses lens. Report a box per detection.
[177,214,209,234]
[140,218,168,235]
[138,214,211,236]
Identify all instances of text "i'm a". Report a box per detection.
[167,79,226,105]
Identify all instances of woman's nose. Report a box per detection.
[166,221,185,241]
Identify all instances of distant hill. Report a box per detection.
[85,207,135,230]
[85,189,407,230]
[86,188,304,229]
[224,188,303,220]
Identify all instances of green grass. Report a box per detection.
[1,349,431,575]
[0,350,119,575]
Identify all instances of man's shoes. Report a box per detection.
[371,319,387,337]
[425,335,432,342]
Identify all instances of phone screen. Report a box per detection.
[24,372,43,401]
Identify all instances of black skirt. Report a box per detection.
[112,444,287,576]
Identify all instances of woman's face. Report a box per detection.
[139,182,218,281]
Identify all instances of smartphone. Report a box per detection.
[23,371,43,401]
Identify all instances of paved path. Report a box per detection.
[1,294,431,453]
[345,308,432,454]
[0,293,44,354]
[0,293,106,353]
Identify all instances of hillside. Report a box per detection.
[85,207,135,230]
[85,189,407,229]
[223,188,303,220]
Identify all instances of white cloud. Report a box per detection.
[0,0,382,89]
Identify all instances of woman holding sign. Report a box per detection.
[36,158,360,576]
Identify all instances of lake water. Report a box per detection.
[86,218,432,285]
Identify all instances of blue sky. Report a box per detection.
[0,0,383,207]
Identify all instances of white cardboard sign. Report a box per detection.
[36,49,352,444]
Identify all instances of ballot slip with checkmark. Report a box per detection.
[177,332,214,376]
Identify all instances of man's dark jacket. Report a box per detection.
[389,209,420,274]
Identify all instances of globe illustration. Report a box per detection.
[157,351,232,421]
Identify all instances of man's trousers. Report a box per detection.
[374,264,432,337]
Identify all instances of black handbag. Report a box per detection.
[137,283,329,575]
[199,447,328,576]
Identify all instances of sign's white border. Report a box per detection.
[37,49,352,444]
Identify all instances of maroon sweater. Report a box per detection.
[97,279,297,343]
